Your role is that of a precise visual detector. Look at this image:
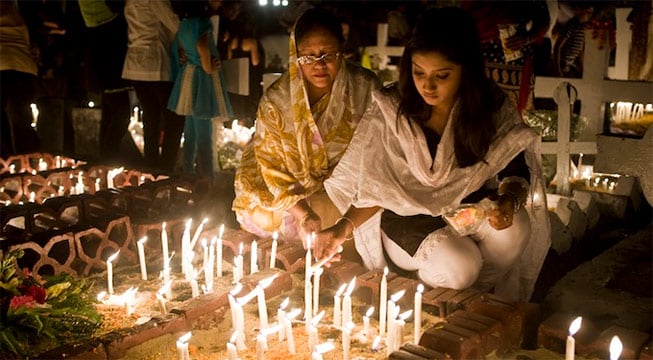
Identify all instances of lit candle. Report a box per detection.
[565,316,582,360]
[305,234,313,325]
[227,332,238,360]
[251,239,259,274]
[122,287,138,316]
[313,266,323,316]
[161,223,170,280]
[386,290,405,356]
[270,231,278,269]
[414,283,423,344]
[395,310,413,351]
[308,310,325,353]
[206,237,215,292]
[371,335,381,352]
[9,164,15,174]
[189,269,199,298]
[156,291,167,314]
[182,219,192,281]
[609,336,623,360]
[577,153,584,179]
[94,178,100,192]
[233,242,244,283]
[29,192,35,203]
[342,321,354,360]
[379,267,388,336]
[216,224,224,277]
[256,275,278,330]
[106,250,120,294]
[363,306,375,336]
[278,298,289,342]
[284,308,301,354]
[176,332,191,360]
[333,283,346,328]
[55,155,61,168]
[342,277,356,327]
[190,217,207,250]
[256,334,267,360]
[311,342,335,360]
[137,237,148,281]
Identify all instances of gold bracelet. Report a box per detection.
[337,216,356,240]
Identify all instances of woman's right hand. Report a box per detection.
[314,220,349,264]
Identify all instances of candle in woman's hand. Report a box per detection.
[333,283,346,328]
[609,336,623,360]
[137,237,148,281]
[414,283,424,344]
[565,316,582,360]
[379,266,388,336]
[270,231,278,269]
[176,332,191,360]
[106,251,120,294]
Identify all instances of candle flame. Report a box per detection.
[280,297,289,310]
[219,224,225,238]
[202,217,208,225]
[314,342,336,354]
[417,283,424,293]
[177,331,191,344]
[569,316,582,336]
[371,335,381,350]
[230,282,243,295]
[390,289,406,302]
[272,231,278,241]
[365,306,375,318]
[107,250,120,262]
[335,283,347,297]
[609,336,623,360]
[286,308,302,319]
[306,234,312,249]
[162,222,167,230]
[238,242,244,255]
[229,331,238,344]
[399,309,413,321]
[383,266,388,276]
[259,274,278,289]
[138,236,147,245]
[345,277,357,296]
[311,310,326,326]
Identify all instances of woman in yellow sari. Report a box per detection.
[233,8,380,243]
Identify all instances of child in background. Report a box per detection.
[168,1,232,178]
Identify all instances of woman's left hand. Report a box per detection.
[487,194,516,230]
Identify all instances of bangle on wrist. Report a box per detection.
[337,216,356,240]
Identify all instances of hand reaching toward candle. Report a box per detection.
[314,223,348,265]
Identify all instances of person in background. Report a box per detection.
[78,0,136,165]
[315,7,550,302]
[168,0,231,179]
[0,0,40,157]
[233,7,381,247]
[462,0,550,116]
[122,0,185,173]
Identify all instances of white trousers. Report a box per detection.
[382,208,531,296]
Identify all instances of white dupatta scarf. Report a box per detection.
[325,89,551,301]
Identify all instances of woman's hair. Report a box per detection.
[294,7,345,47]
[172,0,209,19]
[397,7,505,167]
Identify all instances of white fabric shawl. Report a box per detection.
[324,89,551,301]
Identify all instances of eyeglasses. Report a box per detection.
[297,52,341,65]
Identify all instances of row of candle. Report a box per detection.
[565,316,623,360]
